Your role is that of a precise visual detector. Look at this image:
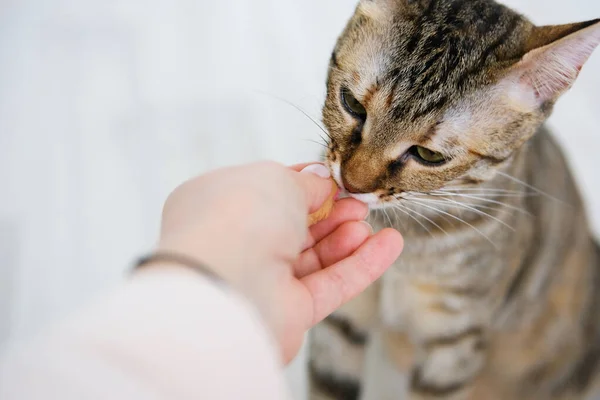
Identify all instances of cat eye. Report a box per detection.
[409,146,447,165]
[341,88,367,120]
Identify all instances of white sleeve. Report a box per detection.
[0,267,293,400]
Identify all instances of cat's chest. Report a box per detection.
[377,234,504,330]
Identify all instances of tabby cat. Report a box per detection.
[308,0,600,399]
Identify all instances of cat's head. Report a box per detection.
[323,0,600,208]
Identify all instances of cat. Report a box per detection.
[308,0,600,399]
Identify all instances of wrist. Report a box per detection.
[132,252,286,360]
[155,232,239,283]
[127,259,289,368]
[133,252,226,284]
[138,245,276,317]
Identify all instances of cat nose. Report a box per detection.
[342,176,367,194]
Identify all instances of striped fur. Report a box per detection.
[310,1,600,399]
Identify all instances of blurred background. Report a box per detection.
[0,0,598,398]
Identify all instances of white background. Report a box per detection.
[0,0,598,398]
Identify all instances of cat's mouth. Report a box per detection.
[329,162,400,210]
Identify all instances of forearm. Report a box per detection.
[0,266,292,400]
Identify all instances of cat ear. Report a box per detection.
[506,19,600,107]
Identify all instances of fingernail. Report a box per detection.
[301,164,331,179]
[360,221,374,234]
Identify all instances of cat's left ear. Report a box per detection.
[505,19,600,108]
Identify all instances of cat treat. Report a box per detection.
[308,179,339,226]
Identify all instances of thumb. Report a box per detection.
[293,164,338,213]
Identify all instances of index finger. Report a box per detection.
[288,162,324,172]
[291,164,338,215]
[301,198,368,251]
[301,228,404,325]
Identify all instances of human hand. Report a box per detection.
[153,161,403,363]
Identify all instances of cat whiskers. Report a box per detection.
[495,171,569,206]
[397,202,450,236]
[399,196,498,249]
[438,188,531,196]
[389,202,437,238]
[304,139,328,148]
[408,195,506,215]
[408,195,516,232]
[379,208,394,228]
[427,191,532,216]
[255,90,333,147]
[285,104,331,147]
[389,207,405,230]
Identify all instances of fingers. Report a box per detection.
[295,220,372,278]
[301,228,404,326]
[288,162,319,172]
[291,164,337,214]
[303,198,368,250]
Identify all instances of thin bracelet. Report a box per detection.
[133,252,225,285]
